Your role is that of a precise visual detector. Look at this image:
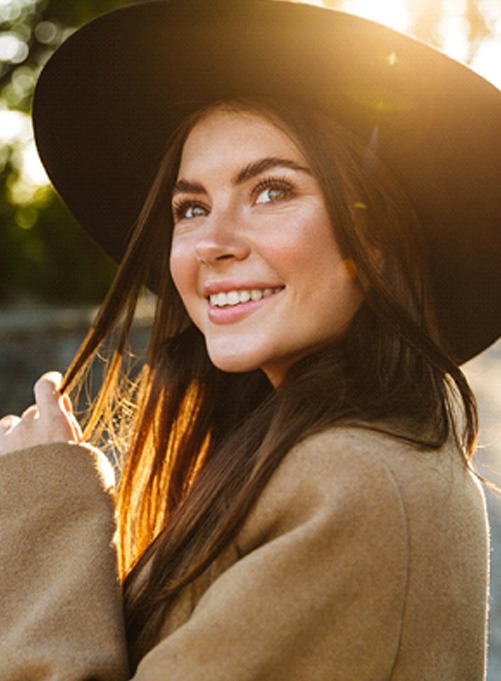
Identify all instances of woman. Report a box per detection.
[1,1,501,679]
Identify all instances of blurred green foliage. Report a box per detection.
[0,0,136,304]
[0,162,117,302]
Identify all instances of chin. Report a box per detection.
[210,357,260,375]
[206,347,263,376]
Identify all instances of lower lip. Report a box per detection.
[207,290,283,325]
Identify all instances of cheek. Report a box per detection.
[169,243,203,328]
[169,239,190,297]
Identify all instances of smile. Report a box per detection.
[209,287,284,308]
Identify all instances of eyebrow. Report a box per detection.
[172,156,312,197]
[235,157,312,184]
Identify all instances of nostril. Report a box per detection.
[195,239,250,265]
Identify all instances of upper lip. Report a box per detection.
[201,280,284,298]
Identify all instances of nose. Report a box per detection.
[195,213,250,265]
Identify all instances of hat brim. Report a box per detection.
[33,0,501,363]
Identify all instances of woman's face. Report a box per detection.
[170,107,362,386]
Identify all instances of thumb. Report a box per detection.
[34,371,64,419]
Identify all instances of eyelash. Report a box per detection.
[171,175,296,222]
[252,175,295,204]
[171,199,209,223]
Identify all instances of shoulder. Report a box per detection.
[237,425,486,553]
[246,426,425,517]
[265,425,482,507]
[237,427,411,555]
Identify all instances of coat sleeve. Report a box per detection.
[134,432,410,681]
[0,433,410,681]
[0,442,129,681]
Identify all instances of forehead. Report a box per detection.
[177,107,307,175]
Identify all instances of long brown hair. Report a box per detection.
[63,97,478,666]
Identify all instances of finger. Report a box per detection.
[61,392,75,415]
[21,405,39,420]
[0,415,21,433]
[66,410,84,443]
[34,372,64,419]
[35,371,63,395]
[59,393,83,442]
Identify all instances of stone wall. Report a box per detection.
[0,305,149,414]
[1,306,95,414]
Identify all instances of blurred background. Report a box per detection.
[1,0,501,676]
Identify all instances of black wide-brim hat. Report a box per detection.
[33,0,501,363]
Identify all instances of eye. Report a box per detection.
[172,200,209,222]
[254,178,294,205]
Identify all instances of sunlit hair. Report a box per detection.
[63,97,478,667]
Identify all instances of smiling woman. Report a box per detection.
[170,105,363,385]
[1,1,501,679]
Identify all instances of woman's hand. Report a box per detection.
[0,371,83,456]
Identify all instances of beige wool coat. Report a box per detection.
[0,427,489,680]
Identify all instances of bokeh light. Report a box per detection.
[342,0,410,31]
[0,107,49,201]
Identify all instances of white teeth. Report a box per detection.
[227,291,240,305]
[209,287,282,308]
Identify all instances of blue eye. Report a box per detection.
[254,179,293,205]
[173,201,209,221]
[256,186,290,204]
[185,204,208,218]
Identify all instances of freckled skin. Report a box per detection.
[170,109,362,386]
